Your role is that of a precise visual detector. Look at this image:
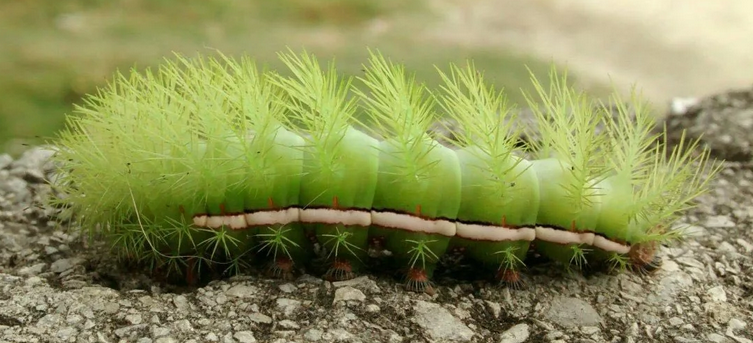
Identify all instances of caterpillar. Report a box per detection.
[49,49,720,293]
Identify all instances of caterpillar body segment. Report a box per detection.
[528,158,604,270]
[520,68,614,270]
[449,151,539,278]
[435,62,540,280]
[270,51,381,279]
[297,126,380,280]
[357,53,463,290]
[49,50,720,292]
[369,136,462,290]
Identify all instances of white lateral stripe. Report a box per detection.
[299,208,371,226]
[191,208,631,254]
[193,215,208,227]
[371,211,456,237]
[245,208,300,226]
[206,216,224,229]
[222,214,248,230]
[592,236,631,254]
[535,226,595,246]
[456,223,536,242]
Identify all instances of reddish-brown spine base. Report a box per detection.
[629,241,662,273]
[496,268,523,289]
[405,268,435,295]
[324,259,356,281]
[266,257,296,280]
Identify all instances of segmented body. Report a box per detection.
[50,50,718,292]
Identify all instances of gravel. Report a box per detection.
[1,88,752,342]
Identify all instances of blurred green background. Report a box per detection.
[0,0,606,156]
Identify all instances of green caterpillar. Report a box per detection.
[49,49,720,293]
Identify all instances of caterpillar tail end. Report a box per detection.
[629,241,662,274]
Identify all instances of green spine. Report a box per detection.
[355,51,462,283]
[271,50,380,277]
[435,62,539,277]
[48,50,721,290]
[523,67,609,269]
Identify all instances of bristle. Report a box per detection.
[406,239,441,271]
[632,128,722,241]
[600,87,658,178]
[254,227,300,261]
[272,49,355,164]
[523,67,608,210]
[568,245,589,271]
[354,49,438,180]
[48,49,720,291]
[272,49,377,273]
[435,61,522,201]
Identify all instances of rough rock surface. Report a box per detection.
[1,92,753,342]
[665,86,753,162]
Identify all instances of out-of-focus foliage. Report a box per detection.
[0,0,579,156]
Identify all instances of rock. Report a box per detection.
[544,297,603,328]
[278,283,297,293]
[304,328,323,341]
[706,286,727,303]
[154,337,178,343]
[125,313,143,325]
[173,295,190,311]
[248,312,272,324]
[413,300,475,342]
[704,215,736,228]
[114,324,149,338]
[0,154,12,170]
[663,86,753,161]
[706,333,730,343]
[49,257,82,273]
[325,328,354,341]
[278,319,300,329]
[275,298,302,317]
[0,177,28,201]
[11,147,55,168]
[669,97,700,116]
[647,269,694,305]
[669,317,684,326]
[726,318,748,336]
[331,276,380,293]
[499,324,530,343]
[485,301,501,319]
[333,286,366,304]
[233,331,257,343]
[737,238,753,253]
[225,284,258,298]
